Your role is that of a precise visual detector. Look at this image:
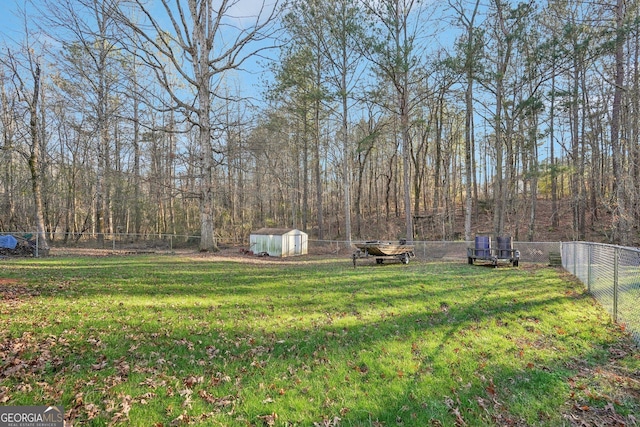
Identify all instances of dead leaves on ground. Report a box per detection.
[4,324,639,426]
[3,266,640,426]
[0,328,243,425]
[563,340,640,426]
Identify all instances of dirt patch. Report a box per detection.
[184,247,350,266]
[48,245,353,265]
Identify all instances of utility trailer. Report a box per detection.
[467,235,519,267]
[352,240,415,267]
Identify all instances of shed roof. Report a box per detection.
[251,228,304,236]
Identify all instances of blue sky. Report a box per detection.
[0,0,29,41]
[0,0,279,100]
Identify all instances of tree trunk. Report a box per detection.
[464,65,474,242]
[550,70,559,229]
[0,74,16,229]
[28,63,49,252]
[132,89,141,238]
[633,11,640,232]
[314,103,324,239]
[611,0,628,244]
[492,0,513,237]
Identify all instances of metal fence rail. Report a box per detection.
[562,241,640,345]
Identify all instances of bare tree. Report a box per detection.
[610,0,629,244]
[362,0,434,242]
[2,43,50,251]
[116,0,281,251]
[0,65,18,230]
[38,0,124,246]
[320,0,366,245]
[273,2,329,236]
[449,0,482,243]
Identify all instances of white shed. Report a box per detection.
[249,228,308,257]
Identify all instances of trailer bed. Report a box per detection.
[353,241,415,266]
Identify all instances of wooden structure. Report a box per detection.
[249,228,308,257]
[352,240,415,266]
[467,235,519,267]
[548,251,562,266]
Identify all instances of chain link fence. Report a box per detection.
[309,240,561,264]
[0,232,201,257]
[562,242,640,345]
[1,233,561,263]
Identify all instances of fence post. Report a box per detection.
[613,247,619,323]
[587,243,592,293]
[573,243,577,276]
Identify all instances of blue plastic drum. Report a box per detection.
[475,236,491,258]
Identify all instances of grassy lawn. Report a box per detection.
[1,254,639,426]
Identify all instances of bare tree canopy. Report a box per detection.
[0,0,639,246]
[114,0,282,251]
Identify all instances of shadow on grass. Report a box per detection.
[1,257,637,425]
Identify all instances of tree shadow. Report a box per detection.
[3,258,637,425]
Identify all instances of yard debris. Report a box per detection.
[0,234,37,257]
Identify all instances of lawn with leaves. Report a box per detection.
[1,254,639,426]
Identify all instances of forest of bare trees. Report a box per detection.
[1,0,639,248]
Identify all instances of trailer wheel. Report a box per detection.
[376,258,384,264]
[401,253,410,264]
[468,257,474,265]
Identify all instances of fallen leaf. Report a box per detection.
[183,376,204,389]
[91,359,108,371]
[485,383,496,397]
[170,411,190,426]
[257,412,278,426]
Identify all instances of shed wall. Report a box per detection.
[249,229,308,257]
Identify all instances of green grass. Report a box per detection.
[0,255,638,426]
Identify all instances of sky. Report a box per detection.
[0,1,30,42]
[0,0,281,102]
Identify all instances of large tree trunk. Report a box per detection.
[28,63,49,252]
[192,0,219,252]
[196,41,218,251]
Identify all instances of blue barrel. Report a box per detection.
[475,236,491,258]
[497,236,512,258]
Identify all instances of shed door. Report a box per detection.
[293,234,302,255]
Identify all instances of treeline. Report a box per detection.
[1,0,639,249]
